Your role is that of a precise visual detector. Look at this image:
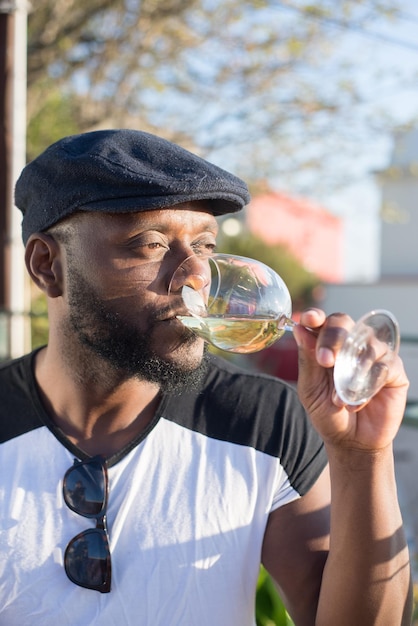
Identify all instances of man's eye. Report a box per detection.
[192,242,217,255]
[136,240,168,252]
[126,238,169,258]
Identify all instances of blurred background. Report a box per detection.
[2,1,418,623]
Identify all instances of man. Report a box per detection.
[0,129,412,625]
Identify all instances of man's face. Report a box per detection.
[58,203,219,390]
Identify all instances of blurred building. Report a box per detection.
[378,129,418,278]
[320,129,418,401]
[319,129,418,575]
[246,191,344,283]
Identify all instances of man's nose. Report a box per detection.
[169,255,211,294]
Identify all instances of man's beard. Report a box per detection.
[64,267,208,393]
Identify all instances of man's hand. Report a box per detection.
[293,308,409,452]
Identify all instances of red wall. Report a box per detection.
[246,192,344,283]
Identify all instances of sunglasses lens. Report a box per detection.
[65,529,111,592]
[64,459,106,516]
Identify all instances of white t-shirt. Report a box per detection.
[0,351,327,626]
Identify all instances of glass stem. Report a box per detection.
[283,317,297,333]
[281,316,319,337]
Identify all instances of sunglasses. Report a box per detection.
[63,456,112,593]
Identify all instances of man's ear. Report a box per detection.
[25,233,64,298]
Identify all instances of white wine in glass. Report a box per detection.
[168,253,400,406]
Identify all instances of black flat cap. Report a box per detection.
[15,129,250,244]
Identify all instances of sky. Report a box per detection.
[320,0,418,282]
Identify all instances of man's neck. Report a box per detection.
[34,345,162,457]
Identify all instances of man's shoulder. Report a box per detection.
[165,353,309,457]
[200,355,327,493]
[204,353,300,402]
[0,350,43,443]
[0,350,36,390]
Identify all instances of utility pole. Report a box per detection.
[0,0,29,360]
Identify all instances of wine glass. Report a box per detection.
[168,253,400,406]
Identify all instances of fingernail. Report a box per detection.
[318,347,335,367]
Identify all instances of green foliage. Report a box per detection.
[218,231,320,312]
[27,86,83,160]
[256,567,294,626]
[413,583,418,624]
[30,291,49,349]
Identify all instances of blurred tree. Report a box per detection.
[26,0,410,196]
